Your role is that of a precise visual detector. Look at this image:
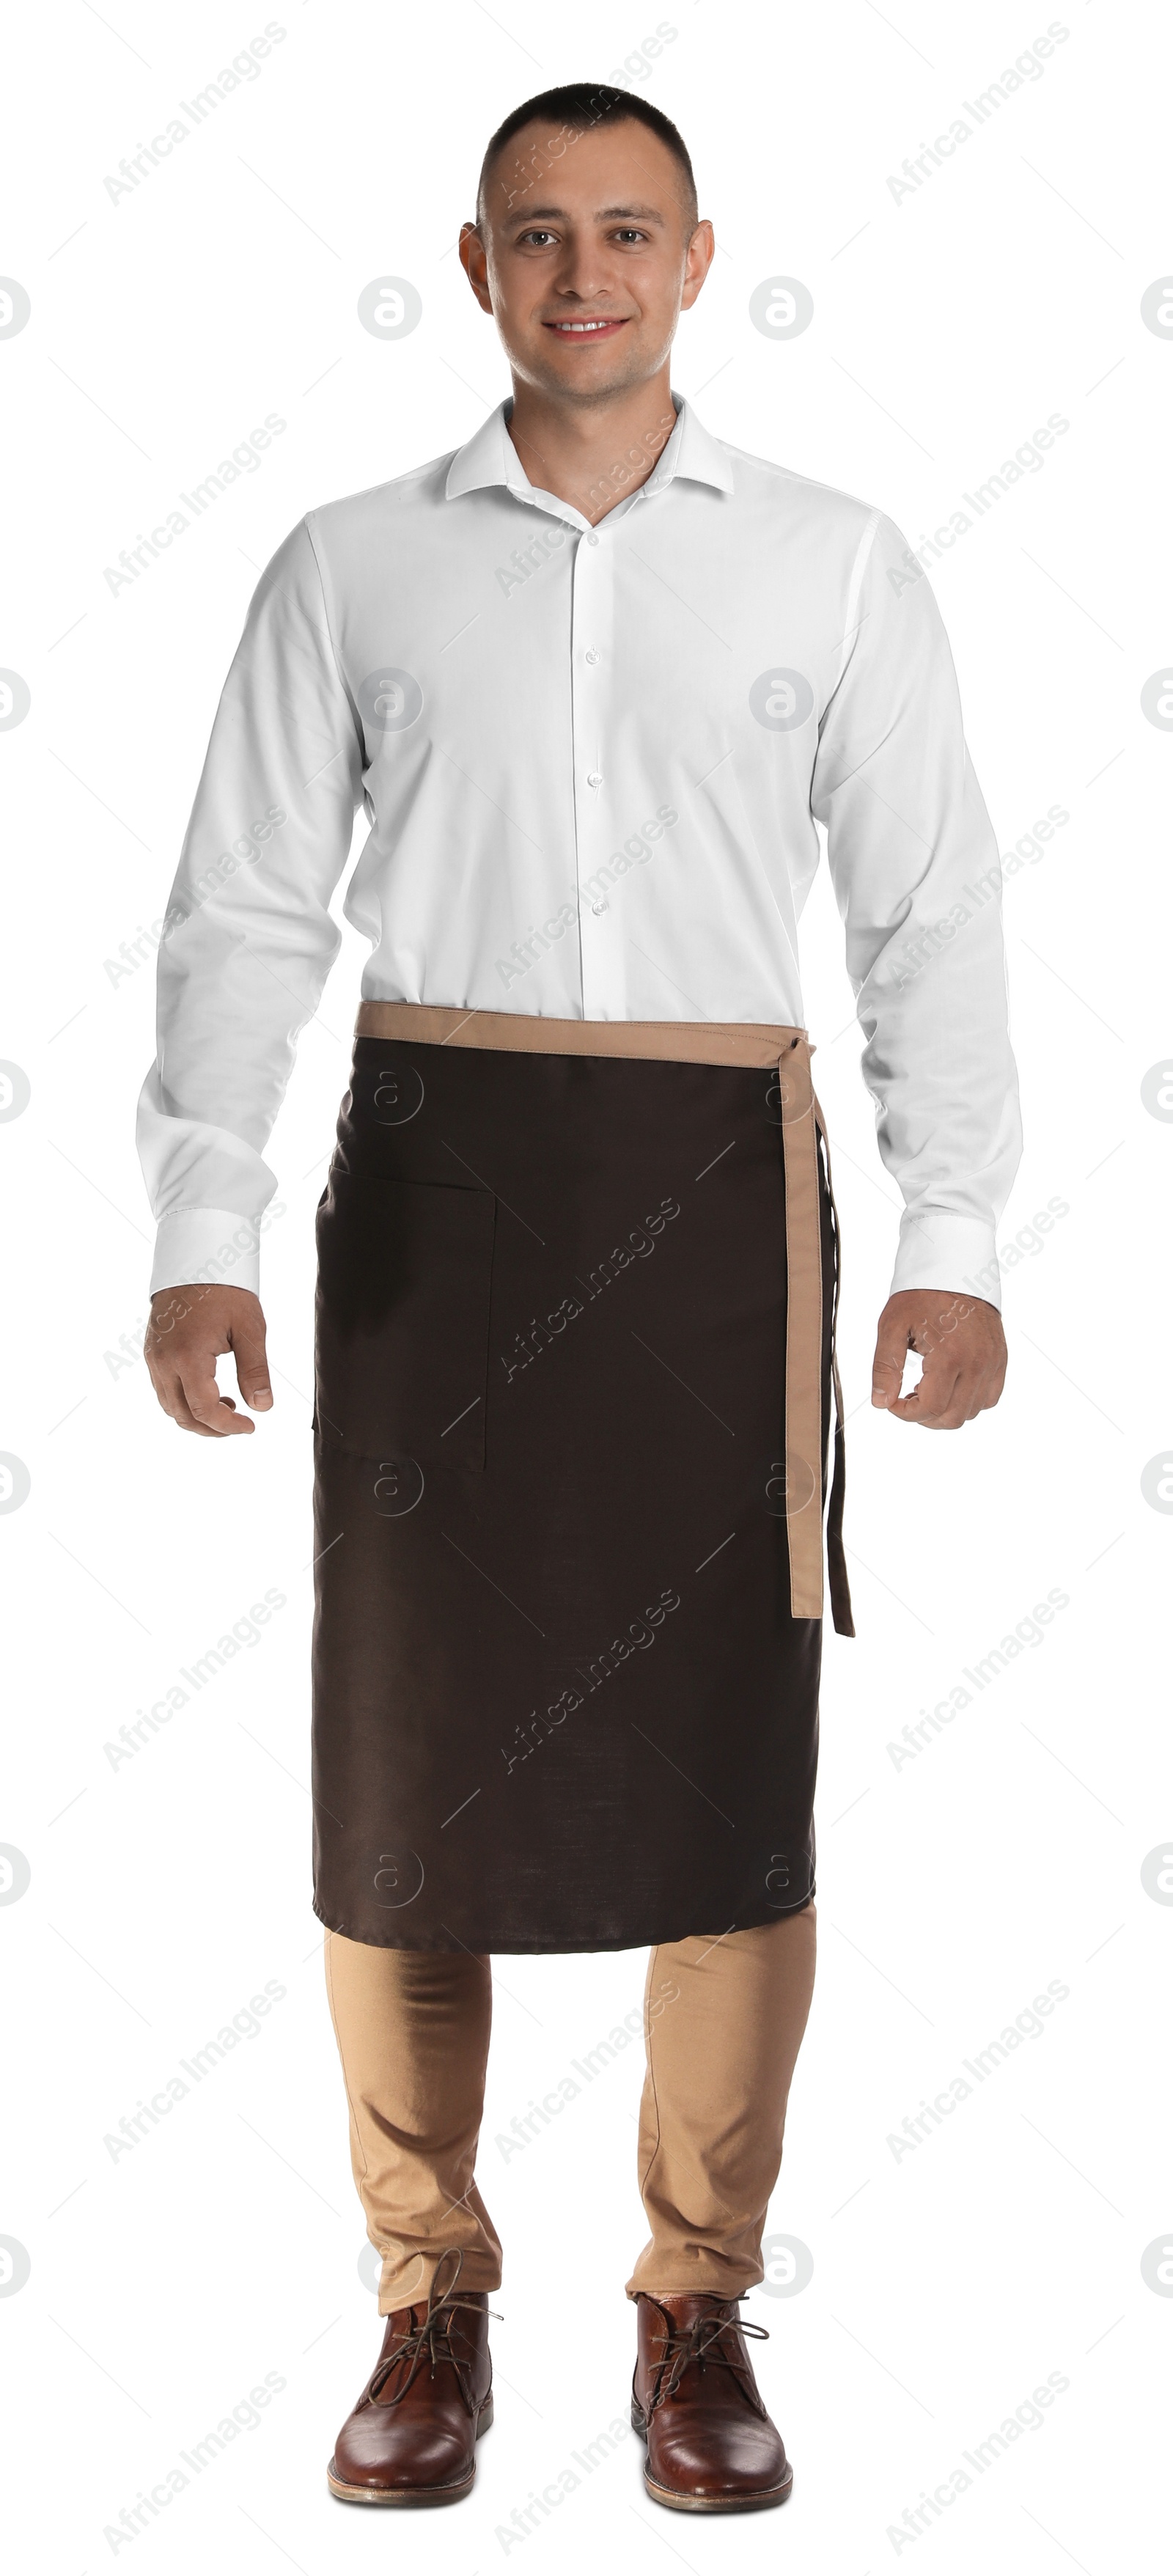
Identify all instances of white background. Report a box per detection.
[1,3,1169,2570]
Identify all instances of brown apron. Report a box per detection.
[310,1006,853,1956]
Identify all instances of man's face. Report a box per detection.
[461,118,713,408]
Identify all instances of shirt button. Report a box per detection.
[586,532,600,547]
[592,901,608,916]
[586,771,603,788]
[585,650,599,664]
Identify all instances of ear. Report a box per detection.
[458,222,493,313]
[680,219,716,312]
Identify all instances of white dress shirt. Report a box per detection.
[139,394,1021,1303]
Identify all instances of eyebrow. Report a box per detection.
[507,202,667,227]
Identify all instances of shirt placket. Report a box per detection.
[569,517,617,1019]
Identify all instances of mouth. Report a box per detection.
[542,317,630,342]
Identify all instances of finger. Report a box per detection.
[942,1355,1004,1425]
[230,1313,273,1411]
[871,1316,911,1408]
[178,1360,255,1436]
[892,1389,967,1428]
[150,1370,218,1436]
[899,1358,1006,1428]
[916,1341,966,1412]
[979,1353,1008,1409]
[890,1352,966,1426]
[161,1388,218,1436]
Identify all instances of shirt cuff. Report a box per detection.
[890,1211,1003,1311]
[150,1207,265,1299]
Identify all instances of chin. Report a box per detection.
[532,345,655,402]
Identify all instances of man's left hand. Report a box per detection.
[870,1290,1007,1429]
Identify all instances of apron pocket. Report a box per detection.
[314,1168,496,1471]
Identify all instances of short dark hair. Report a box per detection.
[477,83,697,230]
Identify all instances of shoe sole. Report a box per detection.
[326,2392,493,2505]
[630,2396,793,2514]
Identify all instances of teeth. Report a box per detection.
[553,320,617,332]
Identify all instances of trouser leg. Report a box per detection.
[625,1905,817,2300]
[323,1929,502,2311]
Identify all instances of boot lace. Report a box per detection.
[647,2297,770,2419]
[365,2247,501,2414]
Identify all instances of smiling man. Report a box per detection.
[140,84,1020,2516]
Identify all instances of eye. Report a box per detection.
[613,228,649,244]
[518,229,557,247]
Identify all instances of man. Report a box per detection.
[141,84,1019,2515]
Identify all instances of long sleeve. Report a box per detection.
[137,517,364,1296]
[811,511,1022,1305]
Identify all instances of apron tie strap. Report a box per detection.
[778,1038,855,1638]
[815,1095,855,1640]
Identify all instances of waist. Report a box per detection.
[354,1000,808,1072]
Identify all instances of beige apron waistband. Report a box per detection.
[353,1001,853,1636]
[356,999,804,1069]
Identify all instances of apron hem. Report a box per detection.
[310,1890,818,1956]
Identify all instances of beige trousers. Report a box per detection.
[324,1908,817,2312]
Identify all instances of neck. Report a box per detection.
[504,365,678,524]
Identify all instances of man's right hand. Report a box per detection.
[144,1283,273,1436]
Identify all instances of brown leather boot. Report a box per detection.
[631,2291,793,2511]
[328,2250,496,2506]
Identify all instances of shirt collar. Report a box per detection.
[444,393,734,503]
